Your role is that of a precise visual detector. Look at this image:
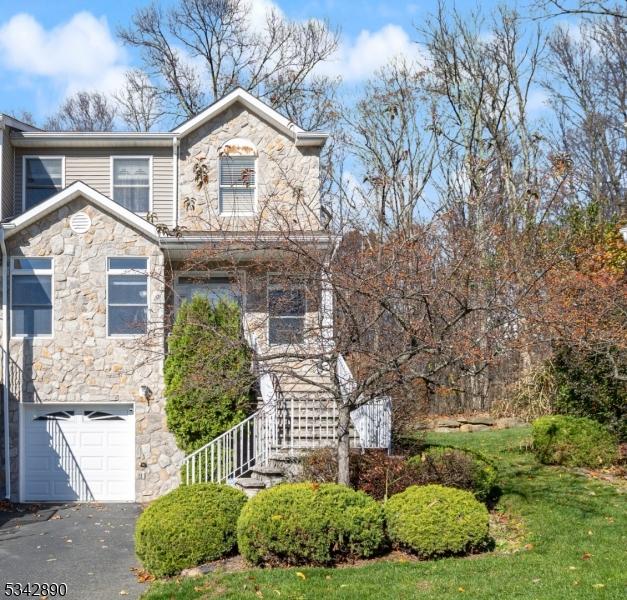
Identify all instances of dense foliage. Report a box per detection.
[384,484,491,558]
[164,297,253,453]
[300,446,497,502]
[237,483,386,566]
[552,345,626,440]
[532,415,618,468]
[407,447,498,502]
[135,484,247,577]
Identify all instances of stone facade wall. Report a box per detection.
[178,102,322,233]
[3,196,183,501]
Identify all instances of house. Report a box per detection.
[0,89,389,504]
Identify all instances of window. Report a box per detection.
[23,157,63,210]
[111,157,151,213]
[107,258,148,336]
[268,279,306,345]
[176,273,241,307]
[11,258,53,337]
[34,410,74,421]
[219,155,256,214]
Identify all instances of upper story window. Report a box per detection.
[23,157,64,210]
[107,257,149,336]
[219,139,257,215]
[11,257,53,337]
[111,157,151,213]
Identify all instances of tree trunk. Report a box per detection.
[337,402,351,486]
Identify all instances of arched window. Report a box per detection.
[218,138,257,215]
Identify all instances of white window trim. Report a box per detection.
[106,256,150,338]
[22,155,65,213]
[218,153,258,217]
[10,256,54,339]
[266,273,307,347]
[109,156,153,215]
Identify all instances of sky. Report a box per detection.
[0,0,513,125]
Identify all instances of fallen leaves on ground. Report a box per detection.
[130,567,155,583]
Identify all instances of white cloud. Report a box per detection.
[527,89,550,113]
[319,24,424,81]
[247,0,283,33]
[0,12,127,96]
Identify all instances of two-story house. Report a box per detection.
[0,88,355,503]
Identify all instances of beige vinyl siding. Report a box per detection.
[1,129,15,219]
[14,147,174,226]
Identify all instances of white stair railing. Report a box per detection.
[338,354,393,450]
[181,334,393,484]
[182,323,280,485]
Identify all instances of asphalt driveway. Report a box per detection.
[0,503,147,600]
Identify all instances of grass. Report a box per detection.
[142,427,627,599]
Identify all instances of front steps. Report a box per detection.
[233,449,318,497]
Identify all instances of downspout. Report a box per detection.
[1,227,10,499]
[172,136,179,229]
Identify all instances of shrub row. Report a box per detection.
[136,481,491,576]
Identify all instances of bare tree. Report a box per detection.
[544,16,626,218]
[535,1,626,20]
[343,59,435,239]
[44,91,117,131]
[114,69,165,132]
[118,0,340,128]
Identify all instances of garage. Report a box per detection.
[21,404,135,502]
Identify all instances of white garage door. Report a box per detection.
[22,404,135,502]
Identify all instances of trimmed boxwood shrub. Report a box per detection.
[532,415,618,467]
[384,484,491,558]
[165,297,254,454]
[237,483,386,566]
[135,483,247,577]
[407,446,498,502]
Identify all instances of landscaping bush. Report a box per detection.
[300,448,419,501]
[552,345,626,441]
[300,446,497,502]
[237,483,386,566]
[407,446,498,502]
[532,415,618,468]
[165,297,254,453]
[384,484,491,558]
[135,483,247,577]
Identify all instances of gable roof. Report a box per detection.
[2,181,159,241]
[0,114,40,132]
[172,87,328,146]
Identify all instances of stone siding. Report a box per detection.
[4,196,183,501]
[178,102,322,233]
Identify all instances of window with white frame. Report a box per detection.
[112,157,151,213]
[11,258,53,337]
[268,278,306,345]
[107,258,149,335]
[24,157,63,210]
[219,155,256,214]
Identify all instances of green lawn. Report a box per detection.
[142,427,627,599]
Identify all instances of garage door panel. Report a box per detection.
[23,404,135,502]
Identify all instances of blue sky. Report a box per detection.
[0,0,513,124]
